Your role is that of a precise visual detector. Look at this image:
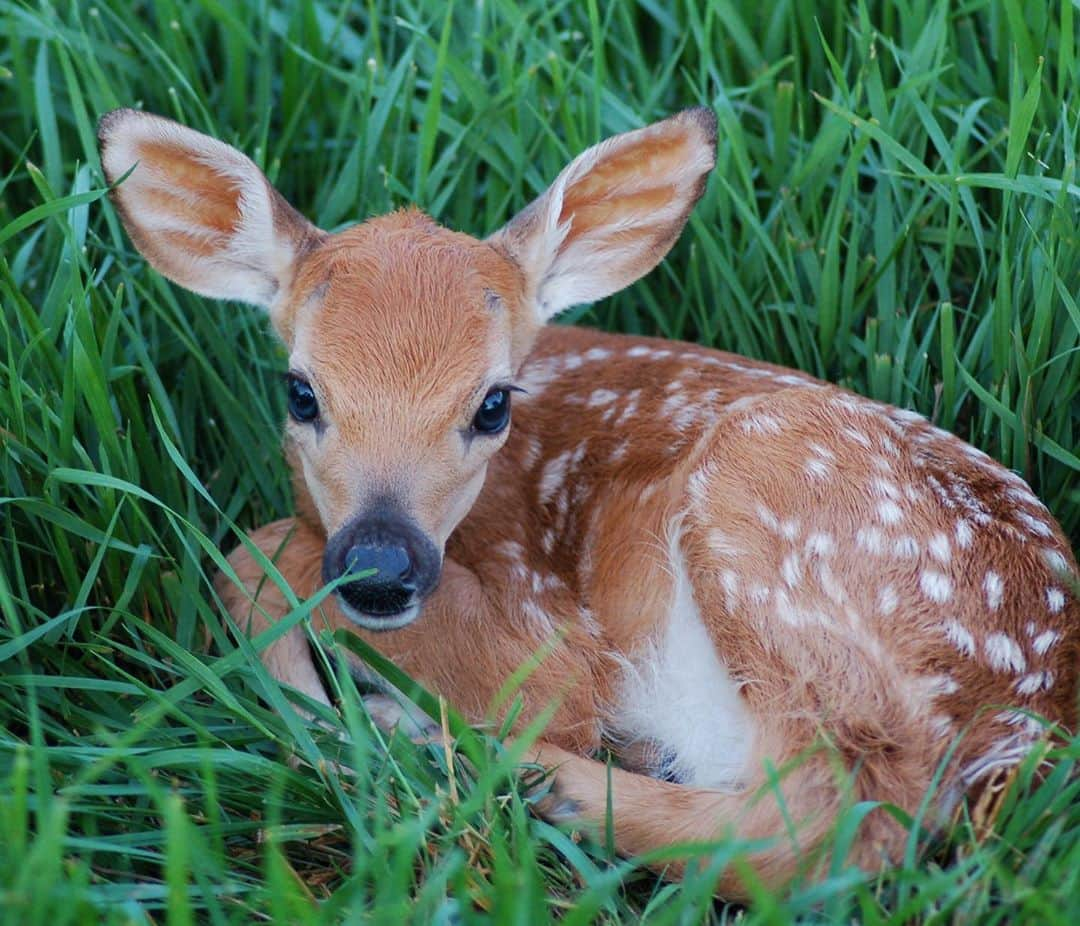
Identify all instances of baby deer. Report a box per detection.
[98,107,1078,897]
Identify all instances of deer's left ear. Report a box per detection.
[489,107,716,322]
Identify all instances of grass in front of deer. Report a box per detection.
[1,0,1078,922]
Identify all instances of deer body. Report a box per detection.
[98,108,1079,897]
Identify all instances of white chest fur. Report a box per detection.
[611,534,755,790]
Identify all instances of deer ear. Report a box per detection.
[490,107,716,322]
[98,109,323,314]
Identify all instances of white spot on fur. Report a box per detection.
[781,553,802,587]
[983,572,1003,611]
[1045,587,1065,614]
[741,414,782,435]
[928,533,951,564]
[627,345,651,357]
[1043,548,1069,575]
[871,478,900,500]
[538,450,571,504]
[920,570,952,603]
[615,389,641,426]
[662,393,687,417]
[613,534,754,790]
[805,533,835,557]
[877,500,904,525]
[516,358,559,395]
[856,527,884,554]
[941,620,975,656]
[805,458,832,479]
[843,426,873,449]
[672,405,700,432]
[584,347,612,361]
[587,388,619,407]
[1004,486,1040,507]
[777,373,812,386]
[1015,510,1053,538]
[808,442,835,461]
[720,569,740,604]
[1032,629,1061,655]
[985,633,1026,673]
[780,519,800,541]
[877,585,899,615]
[815,560,845,604]
[756,504,780,532]
[522,437,543,469]
[955,520,973,549]
[1016,672,1054,695]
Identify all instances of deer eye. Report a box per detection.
[472,388,511,434]
[287,374,319,423]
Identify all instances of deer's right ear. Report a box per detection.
[98,109,323,316]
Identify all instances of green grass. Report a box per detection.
[1,0,1079,921]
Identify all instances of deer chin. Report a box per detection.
[337,597,422,632]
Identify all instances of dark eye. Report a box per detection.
[472,388,511,434]
[287,374,319,423]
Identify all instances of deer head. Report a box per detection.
[98,107,717,629]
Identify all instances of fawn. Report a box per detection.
[98,106,1078,897]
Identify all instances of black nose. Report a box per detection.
[338,541,416,616]
[322,501,442,624]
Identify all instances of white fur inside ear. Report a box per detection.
[494,109,717,321]
[99,110,308,310]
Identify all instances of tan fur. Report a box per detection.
[99,107,1079,899]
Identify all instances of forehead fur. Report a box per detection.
[286,209,527,430]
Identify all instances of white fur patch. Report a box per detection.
[1045,587,1065,614]
[587,388,619,407]
[1032,629,1061,655]
[613,532,753,790]
[920,570,952,603]
[940,619,976,656]
[877,585,899,615]
[985,633,1026,673]
[100,110,300,309]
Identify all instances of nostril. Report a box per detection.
[343,542,412,584]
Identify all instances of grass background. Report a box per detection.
[2,0,1079,921]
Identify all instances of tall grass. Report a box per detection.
[1,0,1078,921]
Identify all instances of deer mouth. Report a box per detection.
[336,597,423,632]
